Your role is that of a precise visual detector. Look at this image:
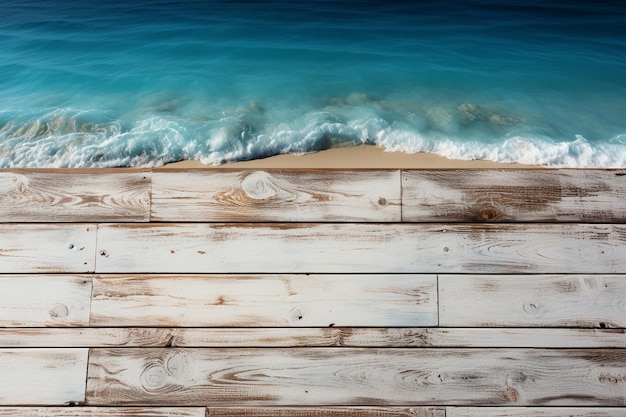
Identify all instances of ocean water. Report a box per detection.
[1,0,625,167]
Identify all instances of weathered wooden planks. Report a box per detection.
[447,408,626,417]
[94,223,626,273]
[86,348,626,406]
[205,407,444,416]
[2,328,626,348]
[0,171,150,222]
[0,276,91,327]
[1,407,623,417]
[402,169,626,222]
[151,170,401,222]
[0,407,443,417]
[3,169,626,223]
[1,168,625,413]
[0,349,88,405]
[0,225,96,273]
[439,275,626,328]
[0,408,205,417]
[90,275,437,327]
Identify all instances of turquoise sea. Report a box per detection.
[1,0,625,167]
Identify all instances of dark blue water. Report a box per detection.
[1,0,625,167]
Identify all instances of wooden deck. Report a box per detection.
[1,168,626,416]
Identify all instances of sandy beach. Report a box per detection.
[164,145,541,169]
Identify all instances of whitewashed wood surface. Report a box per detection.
[447,408,626,417]
[0,276,91,327]
[2,328,625,348]
[0,408,205,417]
[0,171,150,222]
[1,168,625,412]
[86,348,626,406]
[0,348,88,405]
[402,170,626,222]
[439,275,626,328]
[0,407,621,417]
[90,274,437,327]
[94,223,626,273]
[205,407,444,417]
[151,170,401,222]
[0,224,96,273]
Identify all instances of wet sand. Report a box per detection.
[163,145,541,169]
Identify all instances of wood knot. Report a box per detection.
[140,362,169,391]
[504,386,520,402]
[241,171,277,200]
[522,301,540,315]
[478,207,499,221]
[140,353,190,393]
[165,352,190,379]
[289,307,305,324]
[378,197,387,206]
[49,303,69,319]
[12,177,28,194]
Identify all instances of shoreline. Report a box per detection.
[163,145,542,169]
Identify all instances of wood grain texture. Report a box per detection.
[86,348,626,406]
[336,328,626,349]
[0,408,205,417]
[439,275,626,328]
[0,171,150,222]
[0,276,91,327]
[151,170,401,222]
[0,224,97,273]
[95,223,626,273]
[206,407,444,416]
[0,348,88,405]
[90,275,437,327]
[2,328,626,348]
[447,407,626,417]
[402,169,626,222]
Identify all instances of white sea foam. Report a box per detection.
[1,106,625,168]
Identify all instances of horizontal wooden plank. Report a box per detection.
[95,223,626,273]
[402,169,626,222]
[337,328,626,348]
[151,170,401,222]
[0,408,205,417]
[0,349,88,405]
[2,328,625,348]
[86,348,626,406]
[206,407,444,416]
[0,276,91,327]
[0,171,150,222]
[90,275,437,327]
[0,225,97,273]
[447,407,626,417]
[439,275,626,328]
